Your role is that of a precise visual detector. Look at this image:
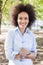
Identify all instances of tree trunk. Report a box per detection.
[0,0,2,34]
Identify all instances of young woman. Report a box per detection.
[4,4,37,65]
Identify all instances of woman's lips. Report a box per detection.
[21,23,26,25]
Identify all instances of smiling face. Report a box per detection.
[17,11,29,31]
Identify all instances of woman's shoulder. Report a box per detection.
[7,27,18,36]
[8,27,17,33]
[28,29,35,38]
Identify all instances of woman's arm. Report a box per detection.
[25,33,37,60]
[25,52,36,60]
[4,30,19,60]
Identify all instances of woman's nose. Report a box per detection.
[22,19,26,22]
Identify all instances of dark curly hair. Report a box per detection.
[10,4,36,27]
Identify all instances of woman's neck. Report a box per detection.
[18,27,26,35]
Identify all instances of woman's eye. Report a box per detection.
[25,17,28,20]
[19,17,22,20]
[19,17,28,20]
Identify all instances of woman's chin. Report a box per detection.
[20,27,25,29]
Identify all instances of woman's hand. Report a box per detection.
[25,53,36,60]
[20,48,30,58]
[14,54,20,60]
[20,48,36,60]
[14,48,30,60]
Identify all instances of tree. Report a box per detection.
[2,0,43,22]
[0,0,3,34]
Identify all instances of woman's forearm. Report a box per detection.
[25,53,36,60]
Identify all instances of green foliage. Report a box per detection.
[40,26,43,29]
[2,0,43,23]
